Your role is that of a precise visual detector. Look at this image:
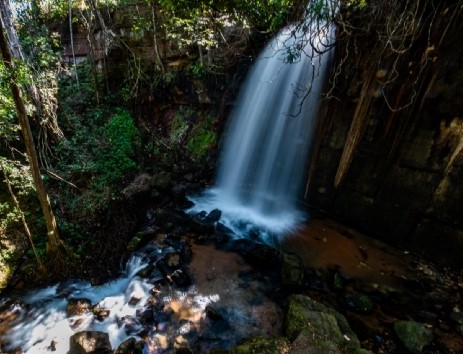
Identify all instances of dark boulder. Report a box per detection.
[205,209,222,223]
[115,337,145,354]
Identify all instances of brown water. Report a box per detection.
[283,218,413,287]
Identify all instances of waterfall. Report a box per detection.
[189,23,335,242]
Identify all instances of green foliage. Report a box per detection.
[98,109,139,184]
[188,119,216,161]
[0,63,19,142]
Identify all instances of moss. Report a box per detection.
[394,320,434,354]
[229,336,290,354]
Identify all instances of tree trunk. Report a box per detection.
[0,14,65,264]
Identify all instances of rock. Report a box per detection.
[139,308,155,324]
[244,244,282,271]
[120,316,142,335]
[67,299,92,316]
[205,209,222,223]
[205,305,222,321]
[92,305,110,321]
[345,294,374,314]
[136,264,156,278]
[115,337,145,354]
[170,269,192,288]
[68,331,112,354]
[121,173,151,198]
[281,253,305,287]
[165,252,181,268]
[215,222,233,243]
[393,320,434,353]
[128,296,142,306]
[127,230,156,252]
[289,329,341,354]
[171,183,187,202]
[224,336,290,354]
[284,295,371,353]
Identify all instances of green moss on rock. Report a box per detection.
[394,320,434,353]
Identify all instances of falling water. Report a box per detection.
[189,23,335,241]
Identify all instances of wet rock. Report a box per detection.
[171,183,187,202]
[92,305,110,321]
[281,253,305,287]
[170,269,192,288]
[345,294,374,314]
[127,230,156,252]
[244,244,282,271]
[115,337,145,354]
[165,252,181,268]
[190,219,215,235]
[205,209,222,223]
[68,331,112,354]
[393,320,434,353]
[205,305,222,321]
[128,296,142,306]
[139,308,155,324]
[120,316,142,335]
[284,295,370,353]
[136,264,156,278]
[164,239,192,264]
[215,222,233,243]
[67,299,92,316]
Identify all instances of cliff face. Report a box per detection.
[306,3,463,267]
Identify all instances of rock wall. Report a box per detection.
[307,3,463,267]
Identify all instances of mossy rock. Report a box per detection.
[284,295,371,353]
[394,320,434,353]
[127,230,155,252]
[227,336,290,354]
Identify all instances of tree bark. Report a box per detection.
[0,14,65,263]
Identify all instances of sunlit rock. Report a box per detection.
[92,305,110,322]
[67,299,92,316]
[68,331,112,354]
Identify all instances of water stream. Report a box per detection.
[188,24,334,242]
[0,240,280,353]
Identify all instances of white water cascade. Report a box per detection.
[189,24,335,242]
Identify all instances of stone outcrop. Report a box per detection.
[307,3,463,267]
